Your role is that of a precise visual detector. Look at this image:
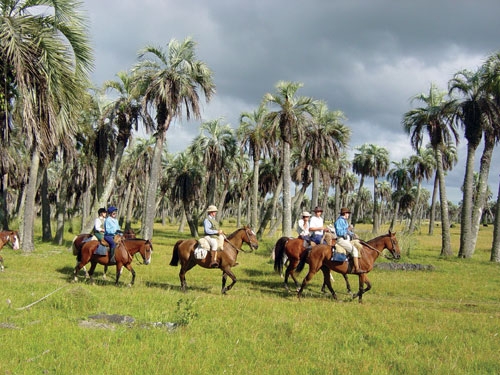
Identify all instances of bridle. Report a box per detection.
[361,234,399,260]
[223,227,257,253]
[132,240,153,265]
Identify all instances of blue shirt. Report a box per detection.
[334,216,354,238]
[104,217,120,236]
[203,216,219,236]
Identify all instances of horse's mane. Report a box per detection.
[226,226,250,240]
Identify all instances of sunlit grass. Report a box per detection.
[0,220,499,374]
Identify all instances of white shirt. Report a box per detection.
[297,219,310,236]
[309,216,324,236]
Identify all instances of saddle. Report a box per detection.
[330,244,347,262]
[194,238,210,259]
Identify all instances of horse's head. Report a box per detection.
[243,226,259,251]
[386,231,401,260]
[9,231,20,250]
[140,240,153,265]
[123,229,136,239]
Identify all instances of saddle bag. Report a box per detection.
[330,245,347,262]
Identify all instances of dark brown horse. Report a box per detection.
[296,231,401,303]
[0,230,20,271]
[273,232,344,292]
[169,226,259,294]
[73,235,152,286]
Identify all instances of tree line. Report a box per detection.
[1,0,499,261]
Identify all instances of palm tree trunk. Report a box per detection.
[352,175,365,226]
[142,130,166,240]
[408,180,422,234]
[282,142,292,237]
[458,144,476,257]
[436,148,452,256]
[490,175,500,262]
[372,177,380,234]
[428,171,439,235]
[311,168,320,208]
[467,138,495,258]
[21,147,41,251]
[251,158,260,229]
[0,173,9,229]
[41,168,52,241]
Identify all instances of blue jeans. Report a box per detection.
[311,234,324,245]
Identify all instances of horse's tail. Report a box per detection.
[295,248,309,274]
[71,236,79,256]
[169,240,182,267]
[273,236,289,274]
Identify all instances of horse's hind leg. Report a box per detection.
[0,255,4,272]
[343,274,353,297]
[221,269,237,294]
[284,261,298,292]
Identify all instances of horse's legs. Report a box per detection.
[343,274,353,297]
[114,264,124,285]
[284,260,299,291]
[320,266,337,300]
[221,269,237,294]
[87,261,98,284]
[353,274,371,303]
[297,268,319,298]
[0,255,4,272]
[116,264,135,286]
[103,265,108,280]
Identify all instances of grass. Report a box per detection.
[0,221,499,374]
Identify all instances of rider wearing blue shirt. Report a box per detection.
[334,207,364,274]
[104,206,121,263]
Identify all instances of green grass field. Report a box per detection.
[0,222,499,374]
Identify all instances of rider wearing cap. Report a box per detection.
[203,205,224,268]
[93,208,107,245]
[334,207,364,274]
[104,206,121,264]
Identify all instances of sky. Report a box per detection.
[83,0,500,204]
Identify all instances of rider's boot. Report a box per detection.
[210,250,219,268]
[109,247,116,264]
[352,256,365,274]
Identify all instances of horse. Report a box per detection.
[0,230,20,271]
[169,226,259,294]
[72,230,137,279]
[295,231,401,303]
[73,235,153,286]
[273,232,346,292]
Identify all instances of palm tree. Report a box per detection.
[352,143,389,233]
[387,158,414,232]
[262,81,315,237]
[403,84,459,256]
[0,0,93,250]
[407,148,435,233]
[304,101,349,209]
[134,38,215,240]
[190,119,238,209]
[238,104,272,229]
[491,174,500,262]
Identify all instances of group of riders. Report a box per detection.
[93,203,363,273]
[297,206,365,274]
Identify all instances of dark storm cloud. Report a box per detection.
[84,0,500,202]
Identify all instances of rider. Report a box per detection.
[297,211,312,249]
[203,205,224,268]
[93,208,107,245]
[104,206,121,264]
[309,206,329,244]
[334,207,364,274]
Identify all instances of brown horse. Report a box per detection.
[273,232,345,292]
[0,230,20,271]
[169,226,259,294]
[73,235,152,286]
[296,231,401,303]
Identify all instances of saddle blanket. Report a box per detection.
[94,244,108,256]
[194,238,210,259]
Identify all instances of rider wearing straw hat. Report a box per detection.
[334,207,365,274]
[203,205,225,268]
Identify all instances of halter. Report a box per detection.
[132,240,153,265]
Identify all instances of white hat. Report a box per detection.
[207,205,218,213]
[301,211,311,217]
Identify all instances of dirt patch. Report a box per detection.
[374,263,435,271]
[79,313,177,331]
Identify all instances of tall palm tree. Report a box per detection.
[304,101,349,209]
[238,104,272,229]
[403,84,459,256]
[134,38,215,240]
[0,0,93,250]
[449,68,492,257]
[262,81,315,237]
[491,174,500,262]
